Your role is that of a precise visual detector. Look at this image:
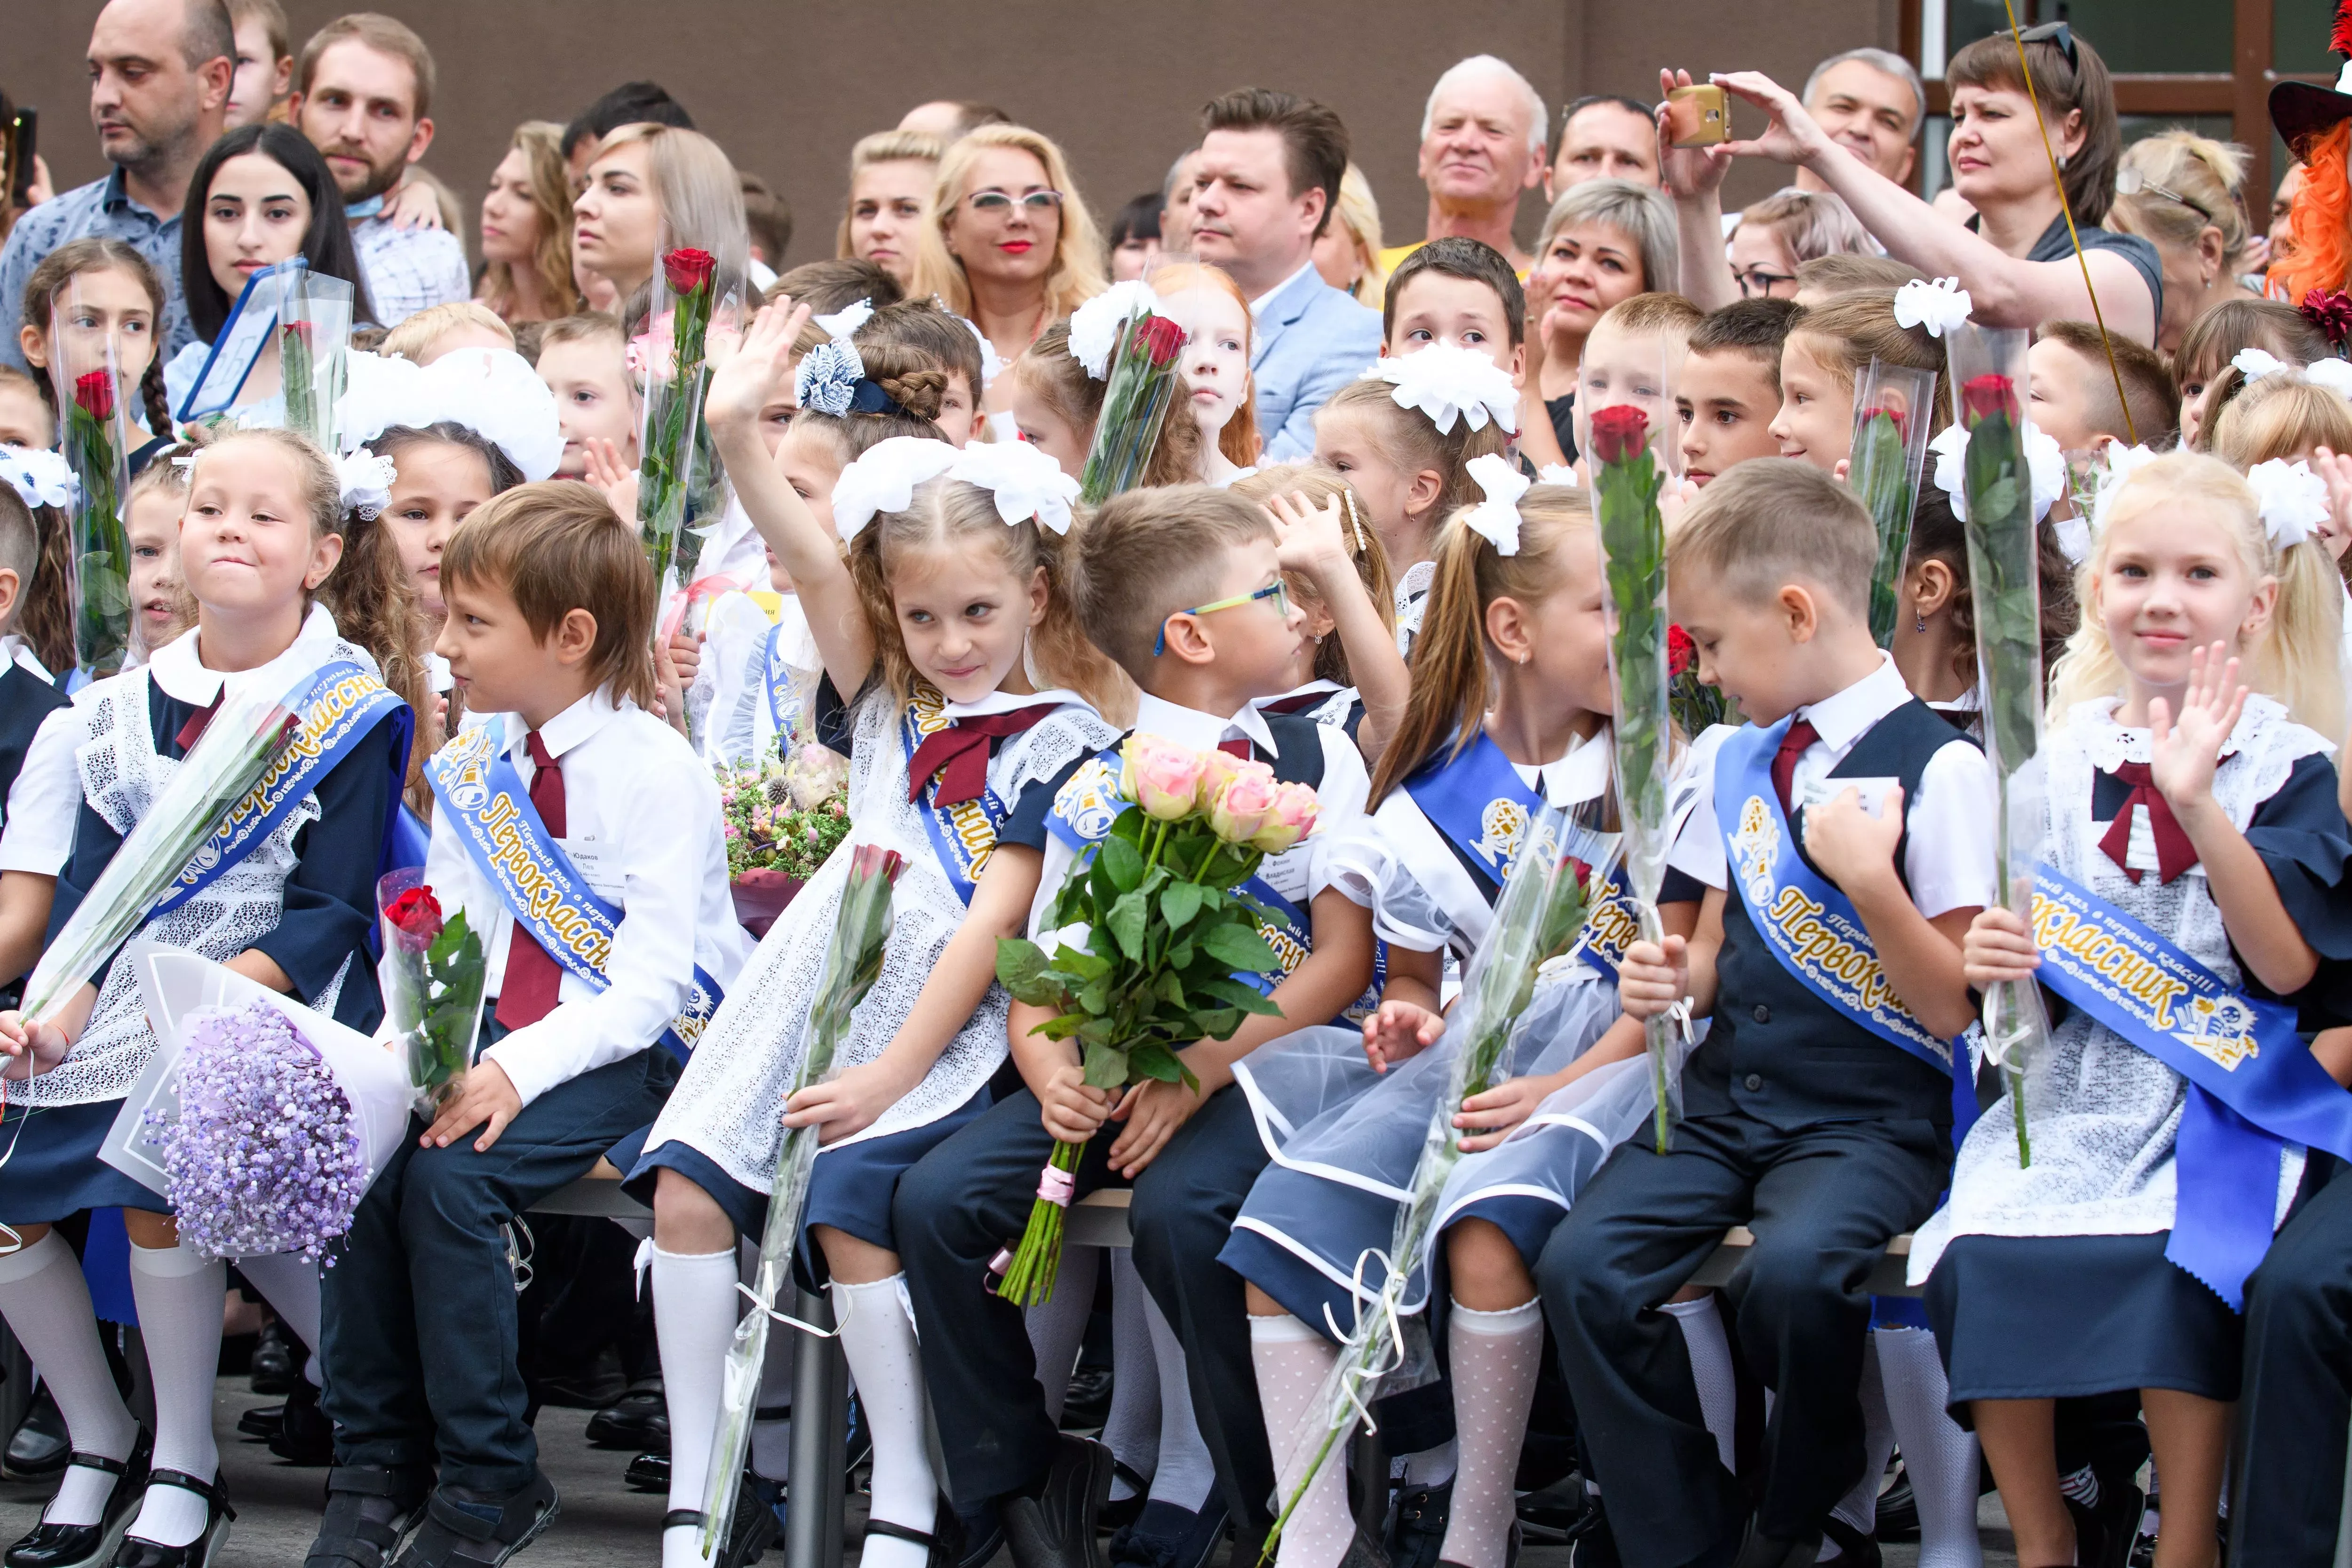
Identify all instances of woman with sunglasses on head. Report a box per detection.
[1673,24,2163,345]
[910,125,1105,421]
[2106,131,2263,354]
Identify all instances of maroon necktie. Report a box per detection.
[1259,692,1329,717]
[2098,763,2198,884]
[905,707,1058,806]
[174,693,223,751]
[495,732,567,1030]
[1218,738,1254,760]
[1772,719,1820,816]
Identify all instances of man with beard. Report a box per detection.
[289,12,469,329]
[1378,55,1550,277]
[0,0,231,372]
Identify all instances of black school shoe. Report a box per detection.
[662,1472,779,1568]
[5,1432,151,1568]
[389,1473,558,1568]
[249,1322,299,1397]
[583,1379,667,1451]
[267,1380,332,1466]
[1001,1433,1113,1568]
[5,1390,71,1481]
[623,1451,668,1494]
[1387,1481,1451,1568]
[110,1470,235,1568]
[303,1466,430,1568]
[863,1494,969,1568]
[1106,1499,1227,1568]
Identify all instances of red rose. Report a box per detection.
[2301,287,2352,350]
[1668,623,1695,677]
[1859,404,1906,440]
[1959,374,2019,426]
[1588,404,1649,467]
[72,370,115,422]
[850,844,906,883]
[284,320,314,349]
[662,247,717,296]
[1133,312,1187,368]
[384,885,443,939]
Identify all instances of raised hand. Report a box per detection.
[582,437,638,520]
[2311,446,2352,563]
[2148,643,2248,814]
[1267,490,1351,576]
[1655,69,1734,200]
[1712,71,1833,169]
[703,300,810,433]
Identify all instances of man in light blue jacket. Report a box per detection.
[1190,88,1381,463]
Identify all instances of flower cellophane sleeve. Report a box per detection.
[636,237,742,605]
[374,868,485,1101]
[278,271,355,452]
[49,279,136,681]
[1078,309,1189,504]
[1849,359,1938,649]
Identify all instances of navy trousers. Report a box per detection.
[2232,1156,2352,1564]
[1537,1112,1947,1568]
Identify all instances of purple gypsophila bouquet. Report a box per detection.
[142,1000,368,1263]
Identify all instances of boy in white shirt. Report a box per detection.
[308,482,749,1568]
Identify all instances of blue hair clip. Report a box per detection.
[795,339,864,417]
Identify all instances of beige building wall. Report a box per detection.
[15,0,1900,271]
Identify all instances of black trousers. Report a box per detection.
[2232,1156,2352,1564]
[1536,1112,1948,1568]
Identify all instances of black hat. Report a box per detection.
[2273,0,2352,151]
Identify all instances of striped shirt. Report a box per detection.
[0,169,191,374]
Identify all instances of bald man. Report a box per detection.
[0,0,232,371]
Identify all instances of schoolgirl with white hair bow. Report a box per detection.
[619,303,1128,1568]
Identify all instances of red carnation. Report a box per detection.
[1133,312,1187,368]
[1668,623,1695,677]
[1588,404,1649,466]
[1959,374,2019,426]
[1859,404,1907,440]
[72,370,115,422]
[2301,288,2352,350]
[384,885,443,939]
[662,247,717,296]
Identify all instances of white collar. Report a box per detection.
[1250,258,1321,318]
[1134,690,1281,757]
[0,634,51,685]
[501,685,627,764]
[1793,652,1913,754]
[1520,725,1613,807]
[146,603,345,708]
[940,686,1083,723]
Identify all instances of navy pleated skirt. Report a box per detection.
[0,1100,169,1225]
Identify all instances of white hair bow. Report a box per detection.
[1929,419,2067,525]
[2231,347,2289,382]
[944,308,1005,390]
[2305,357,2352,400]
[2087,442,2159,536]
[337,348,565,481]
[1067,280,1161,379]
[1375,343,1520,436]
[1535,463,1579,486]
[947,439,1081,535]
[813,298,874,341]
[337,448,398,521]
[1892,277,1974,338]
[831,436,961,541]
[0,446,78,511]
[1462,454,1531,556]
[2245,458,2330,551]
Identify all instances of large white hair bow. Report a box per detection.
[2087,442,2159,534]
[1462,454,1531,555]
[831,436,961,541]
[337,448,398,521]
[2231,347,2289,383]
[2245,458,2331,551]
[337,348,564,481]
[1892,277,1973,338]
[947,440,1081,535]
[1375,343,1519,436]
[813,297,874,341]
[1929,419,2066,525]
[2304,357,2352,400]
[0,446,77,511]
[1067,280,1162,380]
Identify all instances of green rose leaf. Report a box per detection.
[1201,924,1281,974]
[1160,882,1204,930]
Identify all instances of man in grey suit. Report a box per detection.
[1189,89,1382,462]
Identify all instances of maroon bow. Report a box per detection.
[2098,762,2199,884]
[906,706,1057,806]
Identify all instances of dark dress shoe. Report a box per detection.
[624,1451,669,1494]
[1387,1482,1451,1568]
[5,1390,70,1481]
[863,1496,966,1568]
[954,1502,1003,1568]
[249,1321,298,1396]
[662,1471,779,1568]
[267,1380,332,1466]
[1106,1499,1227,1568]
[1728,1519,1821,1568]
[1339,1528,1391,1568]
[110,1469,234,1568]
[389,1474,559,1568]
[5,1433,151,1568]
[234,1406,283,1442]
[1820,1514,1882,1568]
[1096,1464,1151,1535]
[1001,1433,1113,1568]
[302,1465,429,1568]
[583,1379,667,1451]
[1060,1368,1114,1432]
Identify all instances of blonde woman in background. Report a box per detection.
[1313,162,1385,305]
[837,129,944,290]
[572,122,749,311]
[2106,130,2263,352]
[477,121,581,325]
[912,124,1104,411]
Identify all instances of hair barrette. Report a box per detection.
[796,338,906,418]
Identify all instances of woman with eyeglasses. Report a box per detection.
[910,125,1105,421]
[1692,25,2163,345]
[2107,131,2263,353]
[1722,189,1874,302]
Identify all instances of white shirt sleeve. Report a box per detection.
[1667,728,1729,892]
[0,708,85,876]
[1902,739,1999,918]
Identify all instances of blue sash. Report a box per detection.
[152,659,408,917]
[1716,721,1961,1078]
[901,692,1014,907]
[1403,732,1546,884]
[425,724,723,1061]
[2030,865,2352,1307]
[763,621,799,749]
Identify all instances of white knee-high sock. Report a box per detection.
[235,1251,323,1386]
[834,1277,938,1568]
[1250,1314,1350,1568]
[1104,1250,1159,1499]
[1026,1244,1100,1422]
[654,1245,739,1568]
[1877,1327,1982,1568]
[1141,1288,1213,1512]
[1661,1295,1737,1475]
[1437,1301,1543,1568]
[0,1232,135,1527]
[1826,1336,1894,1550]
[124,1241,225,1548]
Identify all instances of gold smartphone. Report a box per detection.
[1664,85,1727,148]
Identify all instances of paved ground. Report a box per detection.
[0,1379,2022,1568]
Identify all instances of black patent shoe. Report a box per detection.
[623,1450,668,1493]
[660,1472,784,1568]
[389,1473,558,1568]
[5,1433,152,1568]
[864,1496,966,1568]
[4,1390,71,1481]
[249,1321,298,1396]
[266,1381,332,1467]
[110,1470,234,1568]
[303,1466,430,1568]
